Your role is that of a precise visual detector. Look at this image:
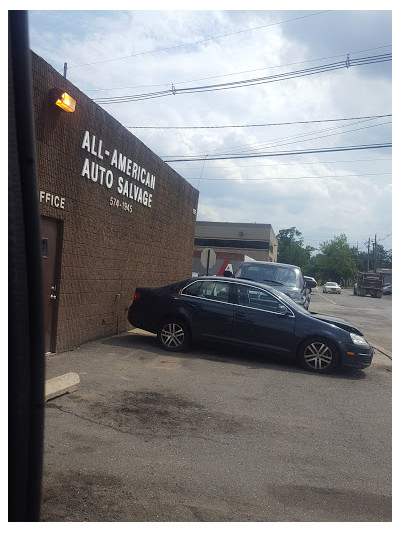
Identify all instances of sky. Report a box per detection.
[26,4,393,254]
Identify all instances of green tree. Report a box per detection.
[374,244,392,269]
[311,234,358,284]
[276,227,315,268]
[350,243,392,271]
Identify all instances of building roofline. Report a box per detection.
[196,221,272,228]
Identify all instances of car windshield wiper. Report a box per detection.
[262,279,284,285]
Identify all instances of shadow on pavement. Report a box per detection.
[100,330,367,382]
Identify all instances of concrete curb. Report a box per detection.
[45,372,80,402]
[371,345,392,360]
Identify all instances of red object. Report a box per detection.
[217,260,230,276]
[133,290,141,301]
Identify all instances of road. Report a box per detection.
[41,291,392,522]
[309,288,392,355]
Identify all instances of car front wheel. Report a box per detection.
[298,337,339,373]
[158,317,191,352]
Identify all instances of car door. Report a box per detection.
[232,283,295,354]
[180,280,234,341]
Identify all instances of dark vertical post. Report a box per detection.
[9,10,45,521]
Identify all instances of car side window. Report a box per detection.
[237,285,281,312]
[197,281,230,302]
[181,281,202,296]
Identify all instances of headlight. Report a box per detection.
[350,333,369,346]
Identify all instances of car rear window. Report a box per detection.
[181,280,230,302]
[181,281,202,296]
[236,264,301,288]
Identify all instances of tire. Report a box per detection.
[158,317,191,352]
[298,337,339,373]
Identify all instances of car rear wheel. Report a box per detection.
[298,337,339,373]
[158,318,191,352]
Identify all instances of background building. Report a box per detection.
[193,222,278,275]
[32,52,199,353]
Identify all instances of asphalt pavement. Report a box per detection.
[41,300,391,522]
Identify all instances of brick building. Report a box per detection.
[32,52,199,353]
[193,222,278,275]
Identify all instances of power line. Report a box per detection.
[377,233,392,242]
[126,113,392,129]
[174,119,391,159]
[85,44,391,93]
[69,10,330,69]
[162,116,387,158]
[163,143,392,163]
[192,173,391,183]
[94,53,392,104]
[171,157,392,169]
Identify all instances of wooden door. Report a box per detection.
[41,218,59,353]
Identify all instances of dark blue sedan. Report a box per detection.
[128,277,373,373]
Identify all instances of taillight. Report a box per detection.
[133,290,141,302]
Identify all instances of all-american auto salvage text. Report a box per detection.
[81,130,155,209]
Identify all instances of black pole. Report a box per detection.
[9,10,45,521]
[206,249,210,275]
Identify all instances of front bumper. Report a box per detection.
[342,344,374,369]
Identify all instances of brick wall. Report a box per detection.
[31,52,199,352]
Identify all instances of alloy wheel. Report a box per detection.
[303,341,334,371]
[160,322,185,349]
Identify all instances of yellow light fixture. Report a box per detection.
[55,92,76,112]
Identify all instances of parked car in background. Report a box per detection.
[232,261,316,309]
[128,276,373,373]
[383,284,392,295]
[323,282,341,294]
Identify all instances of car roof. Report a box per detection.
[184,276,286,296]
[238,261,301,269]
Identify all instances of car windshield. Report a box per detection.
[326,283,336,286]
[236,264,302,288]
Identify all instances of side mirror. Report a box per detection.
[277,304,289,315]
[305,279,317,289]
[223,270,233,277]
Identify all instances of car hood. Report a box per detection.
[268,285,302,299]
[309,312,363,335]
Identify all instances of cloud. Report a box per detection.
[28,9,392,250]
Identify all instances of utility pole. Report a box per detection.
[373,234,377,271]
[367,237,370,271]
[63,62,67,78]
